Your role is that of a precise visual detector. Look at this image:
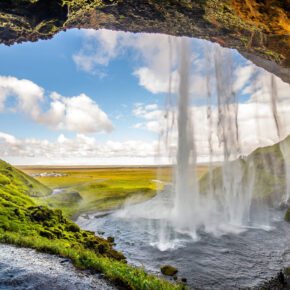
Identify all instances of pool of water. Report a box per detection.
[76,191,290,289]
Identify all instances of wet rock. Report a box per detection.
[0,244,115,290]
[181,278,187,283]
[257,269,290,289]
[160,265,178,276]
[278,270,285,285]
[107,236,115,243]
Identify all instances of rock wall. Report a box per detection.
[0,0,289,83]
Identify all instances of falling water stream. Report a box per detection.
[76,38,290,288]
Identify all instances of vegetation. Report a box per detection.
[19,166,209,217]
[199,135,290,205]
[285,208,290,222]
[0,160,185,289]
[161,265,178,276]
[0,159,51,197]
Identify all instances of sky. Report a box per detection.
[0,28,289,165]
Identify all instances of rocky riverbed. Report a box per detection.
[0,243,115,290]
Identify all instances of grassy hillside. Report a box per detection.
[0,160,184,289]
[0,159,51,197]
[199,135,290,205]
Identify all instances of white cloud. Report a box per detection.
[233,64,253,92]
[0,76,114,134]
[41,93,114,133]
[134,67,179,94]
[73,30,211,98]
[0,76,44,120]
[0,132,162,165]
[145,104,158,110]
[73,29,124,72]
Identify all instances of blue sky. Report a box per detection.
[0,29,289,165]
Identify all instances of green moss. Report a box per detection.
[284,267,290,276]
[161,265,178,276]
[284,208,290,222]
[66,223,80,232]
[0,173,10,185]
[199,135,290,204]
[0,159,183,289]
[0,159,51,197]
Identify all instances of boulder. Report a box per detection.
[160,265,178,276]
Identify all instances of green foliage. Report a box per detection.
[30,167,174,216]
[199,136,290,204]
[0,159,51,197]
[285,208,290,222]
[0,231,184,289]
[0,160,183,289]
[0,173,10,185]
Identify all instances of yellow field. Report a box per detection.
[20,166,210,217]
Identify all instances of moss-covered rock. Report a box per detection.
[160,265,178,276]
[66,223,80,232]
[107,236,114,243]
[40,230,56,239]
[285,208,290,222]
[199,135,290,206]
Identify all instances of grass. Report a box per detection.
[0,160,185,289]
[0,159,51,197]
[199,135,290,205]
[19,166,209,217]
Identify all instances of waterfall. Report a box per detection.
[116,37,289,250]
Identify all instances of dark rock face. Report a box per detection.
[0,0,289,83]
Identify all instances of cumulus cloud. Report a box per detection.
[40,93,114,133]
[0,76,114,134]
[0,132,161,165]
[73,30,210,98]
[73,29,127,73]
[0,76,44,119]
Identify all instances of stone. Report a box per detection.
[160,265,178,276]
[0,1,288,83]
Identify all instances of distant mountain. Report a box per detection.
[199,135,290,206]
[0,159,51,197]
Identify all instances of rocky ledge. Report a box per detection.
[0,243,115,290]
[0,0,289,83]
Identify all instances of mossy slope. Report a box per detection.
[0,160,183,289]
[0,159,51,197]
[199,135,290,205]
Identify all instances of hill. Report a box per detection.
[0,160,181,289]
[0,159,51,197]
[199,135,290,206]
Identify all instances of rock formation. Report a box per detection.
[0,0,289,83]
